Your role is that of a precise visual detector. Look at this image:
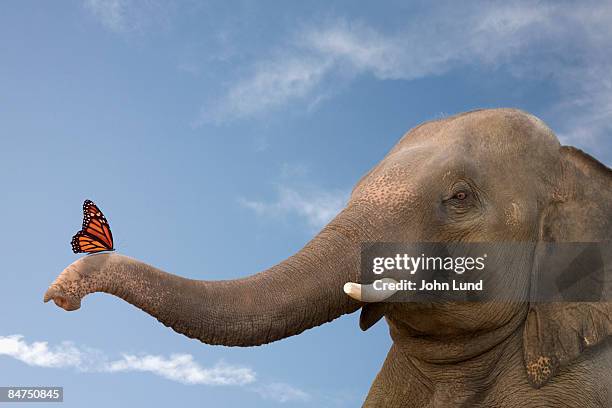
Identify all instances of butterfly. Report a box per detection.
[71,199,115,254]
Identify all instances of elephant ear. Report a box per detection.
[523,146,612,388]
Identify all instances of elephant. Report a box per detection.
[44,108,612,407]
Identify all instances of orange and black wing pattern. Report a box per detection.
[71,200,114,254]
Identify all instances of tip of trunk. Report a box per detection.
[44,286,81,311]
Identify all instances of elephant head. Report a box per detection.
[45,109,611,403]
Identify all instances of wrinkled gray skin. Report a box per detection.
[45,109,612,407]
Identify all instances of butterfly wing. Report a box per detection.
[82,200,114,248]
[71,231,111,253]
[71,200,114,254]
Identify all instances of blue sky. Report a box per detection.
[1,1,611,407]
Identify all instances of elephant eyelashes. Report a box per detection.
[70,199,115,254]
[444,188,472,204]
[442,187,479,217]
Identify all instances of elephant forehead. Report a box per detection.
[351,109,562,202]
[394,108,560,156]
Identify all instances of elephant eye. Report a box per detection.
[454,191,468,200]
[443,182,476,207]
[443,187,473,205]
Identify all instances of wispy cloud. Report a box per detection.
[251,382,311,403]
[240,185,349,230]
[0,335,308,402]
[105,354,254,386]
[84,0,169,34]
[201,2,612,152]
[0,334,85,369]
[198,4,551,123]
[198,56,333,124]
[0,334,253,385]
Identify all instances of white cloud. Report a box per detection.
[199,5,551,123]
[0,335,308,402]
[0,334,253,385]
[200,56,333,124]
[251,382,311,403]
[241,186,349,230]
[105,354,255,386]
[201,2,612,152]
[85,0,128,32]
[84,0,169,34]
[0,335,85,369]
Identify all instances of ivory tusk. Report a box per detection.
[343,278,399,302]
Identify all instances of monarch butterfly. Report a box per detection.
[71,199,115,254]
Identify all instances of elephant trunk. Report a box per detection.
[44,202,379,346]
